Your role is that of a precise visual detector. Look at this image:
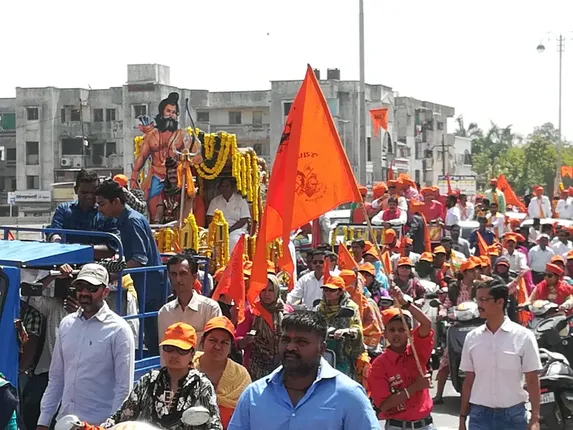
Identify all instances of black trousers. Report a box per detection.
[532,271,545,285]
[22,372,49,430]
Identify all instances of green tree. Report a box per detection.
[471,122,515,178]
[454,115,482,138]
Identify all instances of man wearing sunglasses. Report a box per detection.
[37,264,135,429]
[287,250,332,309]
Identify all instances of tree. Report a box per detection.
[454,115,482,138]
[471,122,515,178]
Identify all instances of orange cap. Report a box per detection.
[358,185,368,196]
[113,174,129,187]
[551,255,566,265]
[397,256,412,267]
[488,245,500,257]
[546,263,564,276]
[460,260,477,272]
[160,322,197,350]
[387,180,399,188]
[339,269,357,286]
[420,252,433,263]
[381,308,411,327]
[504,233,517,243]
[431,186,440,192]
[358,263,376,276]
[410,199,424,208]
[372,182,387,199]
[470,256,482,266]
[420,187,433,196]
[433,246,446,255]
[203,316,235,340]
[383,229,397,244]
[363,241,374,252]
[322,276,346,290]
[480,255,491,267]
[567,250,573,261]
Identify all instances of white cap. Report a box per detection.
[71,263,109,286]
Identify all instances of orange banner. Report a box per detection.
[497,174,526,213]
[561,166,573,179]
[248,65,362,313]
[370,108,388,137]
[338,242,359,270]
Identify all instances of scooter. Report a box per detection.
[56,406,212,430]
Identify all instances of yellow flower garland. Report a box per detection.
[179,214,200,251]
[207,209,230,269]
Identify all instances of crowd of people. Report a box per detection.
[6,168,573,430]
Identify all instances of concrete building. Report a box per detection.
[270,68,396,185]
[0,100,17,216]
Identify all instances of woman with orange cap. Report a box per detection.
[528,263,573,312]
[193,317,251,428]
[102,322,223,429]
[393,257,426,302]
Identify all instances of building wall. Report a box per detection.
[0,98,17,215]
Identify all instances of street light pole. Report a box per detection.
[558,34,563,173]
[358,0,367,184]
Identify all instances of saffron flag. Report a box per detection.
[212,234,246,324]
[370,108,389,137]
[421,214,432,252]
[323,257,332,284]
[446,174,453,195]
[248,65,362,319]
[561,166,573,179]
[476,231,489,257]
[497,174,526,213]
[388,161,394,180]
[338,242,359,270]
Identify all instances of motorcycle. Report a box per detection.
[55,406,211,430]
[430,298,483,393]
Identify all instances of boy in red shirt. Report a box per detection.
[368,286,435,429]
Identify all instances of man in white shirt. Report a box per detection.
[287,250,332,309]
[502,234,529,273]
[552,227,573,258]
[555,189,572,219]
[486,202,505,238]
[527,185,551,219]
[158,254,222,351]
[459,279,541,430]
[529,234,556,284]
[206,177,251,252]
[445,195,461,230]
[457,193,475,221]
[38,264,135,427]
[371,196,407,226]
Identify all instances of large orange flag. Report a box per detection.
[369,108,389,137]
[212,234,246,324]
[497,174,526,213]
[248,65,362,316]
[338,243,359,270]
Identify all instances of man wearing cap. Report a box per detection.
[484,178,506,214]
[431,246,453,287]
[287,250,333,310]
[420,188,443,223]
[503,233,529,274]
[112,174,147,215]
[528,263,573,312]
[393,257,426,302]
[529,234,556,284]
[469,216,495,256]
[459,279,541,430]
[528,186,551,219]
[350,185,370,224]
[407,200,428,255]
[37,264,135,428]
[552,226,573,258]
[391,238,421,271]
[369,287,435,429]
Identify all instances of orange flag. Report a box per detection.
[497,174,526,213]
[323,257,332,284]
[248,65,362,318]
[476,231,489,257]
[212,234,246,324]
[338,242,359,270]
[381,249,393,274]
[369,108,388,137]
[561,166,573,179]
[388,161,394,180]
[421,213,432,252]
[446,174,453,195]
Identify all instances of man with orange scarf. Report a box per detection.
[528,185,551,219]
[420,188,444,223]
[528,263,573,313]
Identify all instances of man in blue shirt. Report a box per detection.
[228,311,379,430]
[95,179,165,356]
[49,169,119,259]
[469,216,496,256]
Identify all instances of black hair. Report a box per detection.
[482,198,490,207]
[475,278,509,310]
[450,224,460,231]
[387,196,398,204]
[281,311,327,341]
[75,169,99,188]
[533,218,541,226]
[316,243,331,252]
[326,252,337,263]
[415,260,434,278]
[166,253,199,274]
[165,156,178,170]
[311,249,326,258]
[446,195,458,204]
[218,177,237,188]
[158,92,180,116]
[489,201,499,207]
[477,216,487,223]
[351,239,365,249]
[459,193,467,199]
[95,179,126,204]
[440,236,453,244]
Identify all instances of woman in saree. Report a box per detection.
[193,317,251,429]
[235,274,293,380]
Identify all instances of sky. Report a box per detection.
[2,0,573,140]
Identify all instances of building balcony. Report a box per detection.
[209,124,270,142]
[57,154,123,170]
[423,158,433,172]
[59,122,90,139]
[89,121,124,138]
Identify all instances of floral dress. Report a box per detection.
[103,368,223,430]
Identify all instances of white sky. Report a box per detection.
[3,0,573,140]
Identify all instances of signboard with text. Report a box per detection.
[11,191,52,203]
[437,175,477,195]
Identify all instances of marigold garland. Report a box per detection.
[179,214,200,251]
[207,209,230,269]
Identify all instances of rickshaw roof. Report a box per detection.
[0,240,94,267]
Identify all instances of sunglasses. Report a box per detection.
[545,273,556,279]
[312,260,325,265]
[162,344,192,355]
[72,284,102,293]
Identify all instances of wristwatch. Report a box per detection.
[401,297,413,310]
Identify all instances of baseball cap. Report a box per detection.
[203,316,235,340]
[358,263,376,277]
[546,263,564,277]
[494,256,510,267]
[113,174,129,187]
[397,257,412,267]
[460,260,478,272]
[160,322,197,350]
[433,246,446,255]
[322,276,346,290]
[381,307,412,327]
[550,255,566,265]
[383,229,397,244]
[419,252,433,263]
[567,250,573,261]
[72,263,109,286]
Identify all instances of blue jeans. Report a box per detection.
[469,403,527,430]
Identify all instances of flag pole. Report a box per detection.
[359,201,425,377]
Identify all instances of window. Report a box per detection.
[133,105,147,118]
[7,177,16,191]
[71,109,81,122]
[326,98,338,116]
[437,121,444,131]
[6,148,16,162]
[26,141,39,165]
[61,138,83,155]
[106,108,116,122]
[253,143,263,155]
[367,137,372,162]
[415,169,421,184]
[252,111,263,124]
[105,141,117,156]
[93,109,104,122]
[229,111,242,125]
[27,175,40,190]
[0,113,16,130]
[463,149,472,165]
[60,108,66,123]
[0,146,4,161]
[197,111,210,122]
[283,102,293,117]
[26,107,39,121]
